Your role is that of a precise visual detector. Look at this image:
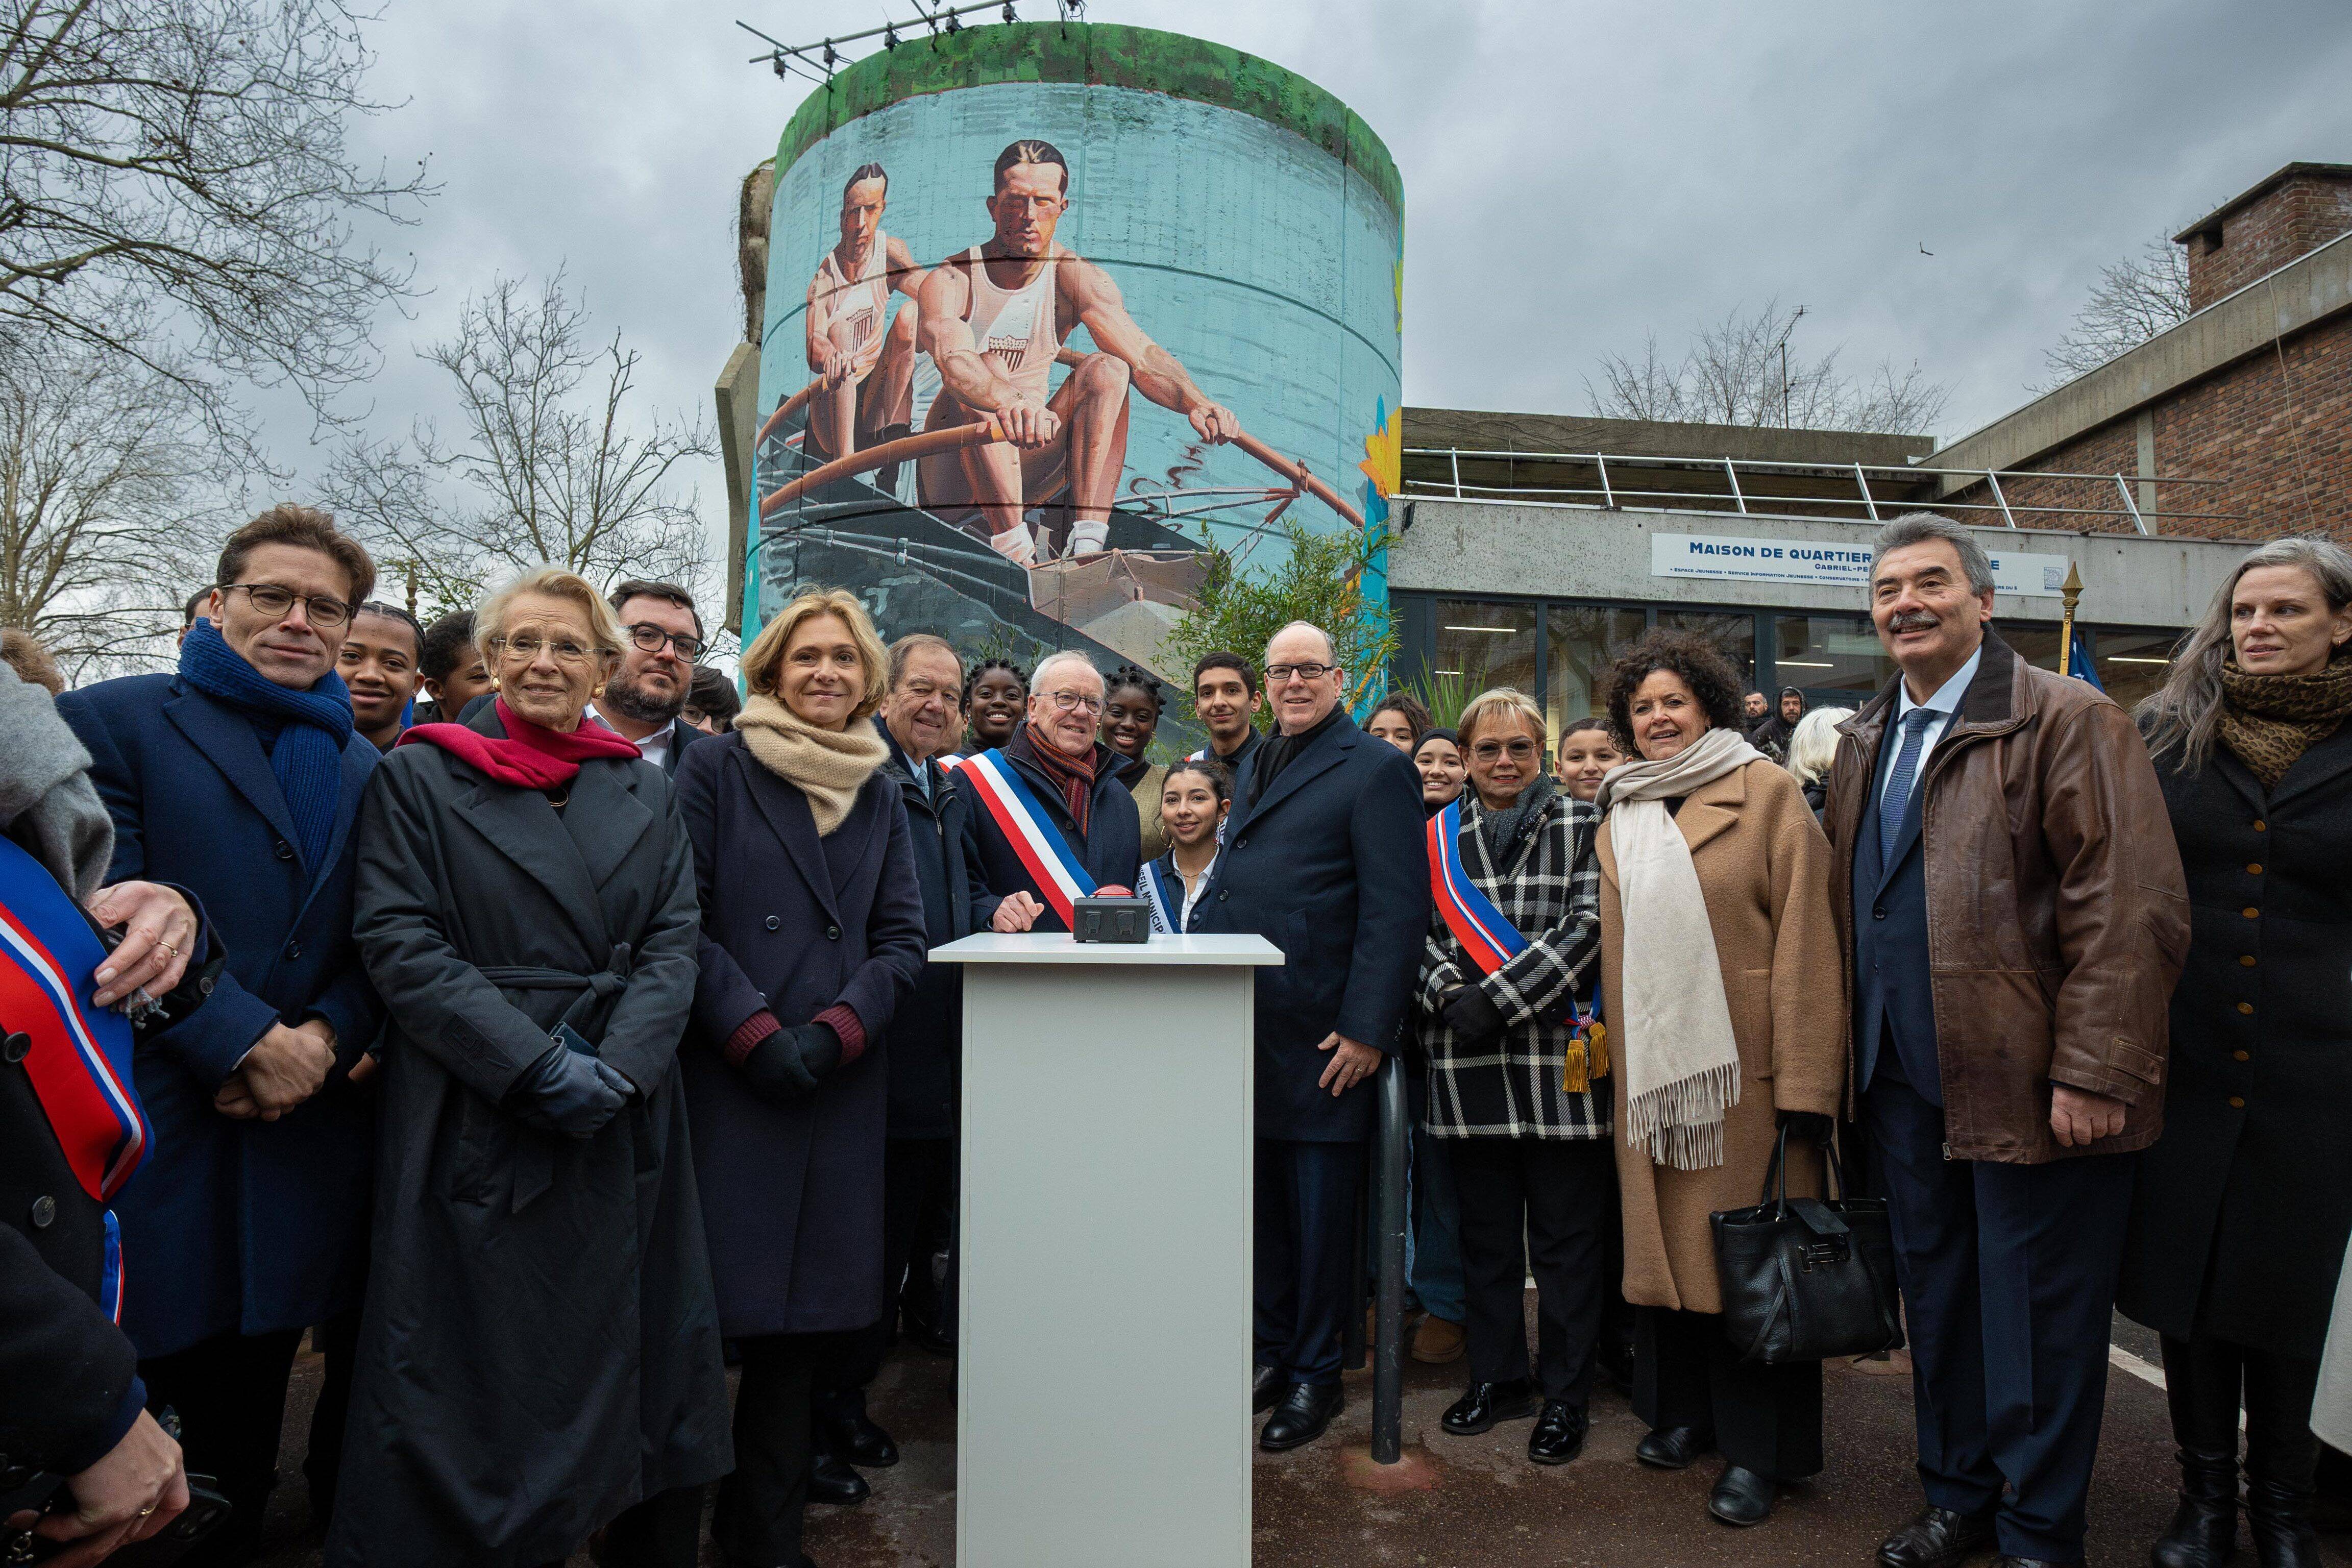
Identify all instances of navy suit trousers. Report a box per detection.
[1866,1064,2136,1562]
[1255,1139,1362,1387]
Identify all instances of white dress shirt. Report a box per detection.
[585,703,670,771]
[1880,642,1984,810]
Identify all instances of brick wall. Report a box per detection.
[2184,168,2352,309]
[1941,307,2352,544]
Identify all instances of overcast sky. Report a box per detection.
[282,0,2352,576]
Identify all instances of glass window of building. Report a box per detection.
[1661,610,1756,691]
[1775,613,1895,702]
[1431,599,1537,707]
[1545,605,1647,741]
[2002,624,2061,676]
[2092,626,2183,710]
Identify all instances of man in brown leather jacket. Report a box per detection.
[1824,513,2188,1568]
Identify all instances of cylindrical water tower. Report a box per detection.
[744,21,1403,704]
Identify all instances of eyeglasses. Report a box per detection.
[626,623,706,661]
[218,583,352,629]
[1471,739,1540,763]
[1263,662,1334,684]
[491,634,599,667]
[1043,690,1104,714]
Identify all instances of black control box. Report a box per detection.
[1071,895,1153,944]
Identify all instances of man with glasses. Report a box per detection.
[592,580,709,776]
[1194,621,1429,1452]
[60,504,387,1561]
[959,649,1140,934]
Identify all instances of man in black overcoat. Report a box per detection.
[1194,620,1429,1451]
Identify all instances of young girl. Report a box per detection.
[1414,727,1467,814]
[1141,757,1229,933]
[957,658,1028,757]
[1102,665,1168,861]
[1553,715,1626,804]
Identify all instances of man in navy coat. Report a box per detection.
[1195,620,1429,1451]
[960,650,1141,934]
[61,505,385,1563]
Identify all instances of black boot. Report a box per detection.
[2242,1343,2324,1568]
[2150,1447,2239,1568]
[2244,1477,2321,1568]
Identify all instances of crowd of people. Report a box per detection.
[4,502,2351,1568]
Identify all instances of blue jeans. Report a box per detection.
[1408,1077,1466,1322]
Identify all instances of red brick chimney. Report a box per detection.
[2173,162,2352,311]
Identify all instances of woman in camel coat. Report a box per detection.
[1594,630,1847,1530]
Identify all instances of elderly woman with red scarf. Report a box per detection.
[329,566,730,1568]
[960,649,1140,933]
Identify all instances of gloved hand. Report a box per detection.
[738,1019,844,1105]
[1441,984,1506,1044]
[1776,1109,1834,1145]
[504,1041,631,1139]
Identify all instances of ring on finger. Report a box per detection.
[157,940,179,957]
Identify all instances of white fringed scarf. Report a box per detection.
[1595,725,1762,1170]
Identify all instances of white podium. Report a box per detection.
[930,932,1284,1568]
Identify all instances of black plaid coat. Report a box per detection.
[1417,790,1610,1140]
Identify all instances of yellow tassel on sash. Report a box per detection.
[1562,1021,1609,1094]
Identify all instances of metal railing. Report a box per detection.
[1401,446,2250,536]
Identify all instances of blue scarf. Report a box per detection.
[177,620,354,872]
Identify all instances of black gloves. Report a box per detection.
[504,1041,632,1139]
[1776,1109,1835,1145]
[738,1019,844,1105]
[1441,984,1507,1045]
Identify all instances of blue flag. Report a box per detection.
[2067,638,2104,691]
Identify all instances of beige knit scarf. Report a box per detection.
[1594,725,1762,1171]
[732,694,889,835]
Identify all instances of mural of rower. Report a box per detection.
[804,161,928,468]
[917,138,1241,565]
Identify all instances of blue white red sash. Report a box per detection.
[961,748,1098,926]
[1141,853,1189,935]
[1425,800,1590,1032]
[0,836,148,1206]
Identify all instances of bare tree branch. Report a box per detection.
[326,274,716,619]
[1584,299,1949,435]
[2038,234,2192,388]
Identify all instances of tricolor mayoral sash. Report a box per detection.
[1141,853,1200,935]
[960,748,1098,926]
[0,834,149,1318]
[1424,799,1608,1092]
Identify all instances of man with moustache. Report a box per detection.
[1823,513,2189,1568]
[1195,621,1428,1452]
[590,580,709,776]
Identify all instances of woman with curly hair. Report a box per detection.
[1101,664,1168,860]
[956,657,1027,757]
[1592,629,1846,1530]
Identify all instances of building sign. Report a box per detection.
[1650,533,2069,598]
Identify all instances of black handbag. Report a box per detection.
[1709,1125,1905,1365]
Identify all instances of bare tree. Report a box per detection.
[328,275,716,616]
[0,341,227,678]
[0,0,430,448]
[2039,235,2192,386]
[1586,300,1949,435]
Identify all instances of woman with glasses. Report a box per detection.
[331,567,729,1568]
[961,651,1140,935]
[1102,664,1168,861]
[673,589,928,1568]
[1418,688,1611,1467]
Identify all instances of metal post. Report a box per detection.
[1595,453,1614,509]
[1724,458,1749,515]
[1985,469,2018,528]
[1371,1052,1408,1464]
[2114,473,2150,535]
[1853,463,1880,522]
[1450,448,1462,500]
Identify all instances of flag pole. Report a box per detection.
[2057,560,2084,674]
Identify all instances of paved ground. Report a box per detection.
[252,1315,2351,1567]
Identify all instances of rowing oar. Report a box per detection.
[752,378,821,450]
[760,420,1007,518]
[1227,430,1364,530]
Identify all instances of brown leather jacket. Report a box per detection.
[1824,632,2190,1162]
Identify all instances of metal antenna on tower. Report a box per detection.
[737,1,1030,78]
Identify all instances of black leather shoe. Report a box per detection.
[1253,1363,1285,1413]
[1876,1504,1997,1568]
[1634,1424,1714,1469]
[2151,1446,2238,1568]
[807,1452,870,1506]
[1707,1463,1779,1527]
[1441,1377,1542,1435]
[1258,1381,1343,1451]
[820,1407,898,1468]
[2246,1474,2322,1568]
[1527,1401,1586,1465]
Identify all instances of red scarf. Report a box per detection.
[398,697,644,788]
[1009,721,1100,836]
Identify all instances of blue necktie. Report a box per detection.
[1878,709,1938,847]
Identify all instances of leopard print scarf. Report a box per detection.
[2217,655,2352,789]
